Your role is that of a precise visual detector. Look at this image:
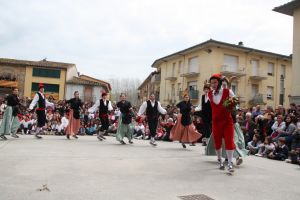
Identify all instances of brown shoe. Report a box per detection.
[0,135,8,140]
[72,135,78,139]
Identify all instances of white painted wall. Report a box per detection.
[65,84,84,100]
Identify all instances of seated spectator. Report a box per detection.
[252,105,262,120]
[247,134,261,155]
[266,113,275,136]
[268,138,289,161]
[133,121,145,139]
[275,105,286,117]
[254,115,267,143]
[271,115,286,139]
[20,115,32,134]
[276,115,297,146]
[263,106,274,119]
[78,122,86,135]
[241,112,256,144]
[107,121,118,135]
[256,136,275,157]
[155,125,165,140]
[85,122,96,135]
[290,121,300,159]
[162,118,175,141]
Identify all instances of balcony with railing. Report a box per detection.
[180,70,200,78]
[248,93,266,106]
[220,65,246,77]
[249,71,267,81]
[165,74,177,81]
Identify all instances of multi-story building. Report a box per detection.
[0,58,77,100]
[0,58,111,101]
[274,0,300,105]
[149,39,292,108]
[138,71,160,104]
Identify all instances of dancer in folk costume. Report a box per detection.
[88,92,113,141]
[137,93,167,146]
[170,93,202,148]
[116,93,134,144]
[28,83,54,139]
[65,91,83,139]
[0,88,22,140]
[208,74,236,172]
[195,81,212,146]
[206,77,248,166]
[206,77,249,165]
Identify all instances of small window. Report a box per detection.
[32,68,61,78]
[172,63,176,77]
[188,57,199,73]
[178,61,183,74]
[268,62,274,76]
[32,83,59,93]
[267,86,274,100]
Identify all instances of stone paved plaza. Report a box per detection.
[1,135,300,200]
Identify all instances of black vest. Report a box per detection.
[37,92,46,109]
[99,99,109,114]
[146,100,159,119]
[201,94,212,122]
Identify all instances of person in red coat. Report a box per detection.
[208,74,236,172]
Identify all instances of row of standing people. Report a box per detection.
[0,75,242,173]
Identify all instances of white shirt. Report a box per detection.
[0,103,7,112]
[88,99,113,113]
[30,119,37,125]
[29,92,54,110]
[195,94,209,111]
[21,120,32,128]
[134,124,145,133]
[114,110,121,117]
[211,88,235,105]
[61,116,69,128]
[137,100,167,116]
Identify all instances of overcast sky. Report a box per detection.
[0,0,293,82]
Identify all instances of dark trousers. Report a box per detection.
[36,110,46,127]
[148,118,158,138]
[100,116,109,131]
[203,121,212,138]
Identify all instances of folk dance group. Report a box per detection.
[0,74,248,173]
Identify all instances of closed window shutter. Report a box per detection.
[188,57,198,73]
[223,55,238,71]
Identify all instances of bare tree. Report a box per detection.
[108,78,141,106]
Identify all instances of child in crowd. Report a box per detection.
[268,138,289,161]
[256,136,275,157]
[247,134,261,155]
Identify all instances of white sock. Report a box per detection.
[226,150,234,165]
[216,149,222,160]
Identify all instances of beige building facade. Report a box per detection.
[0,58,111,101]
[274,0,300,105]
[148,39,292,108]
[138,71,161,104]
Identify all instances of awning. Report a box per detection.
[0,80,18,88]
